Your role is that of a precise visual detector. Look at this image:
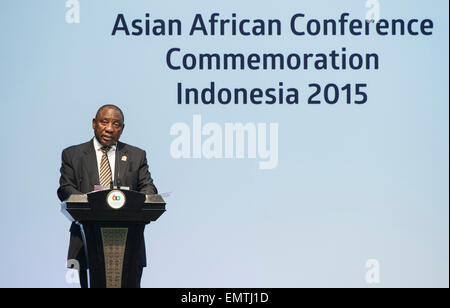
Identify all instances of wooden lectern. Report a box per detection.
[61,189,166,288]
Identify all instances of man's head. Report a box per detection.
[92,104,125,147]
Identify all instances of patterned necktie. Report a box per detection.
[99,146,112,187]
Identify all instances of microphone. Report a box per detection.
[115,142,121,189]
[109,146,114,189]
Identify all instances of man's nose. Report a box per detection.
[105,124,113,132]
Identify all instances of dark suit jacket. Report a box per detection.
[57,139,158,269]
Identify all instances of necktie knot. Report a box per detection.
[101,146,111,154]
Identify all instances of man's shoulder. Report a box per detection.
[62,140,92,155]
[120,142,146,155]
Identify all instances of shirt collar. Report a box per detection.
[93,137,117,152]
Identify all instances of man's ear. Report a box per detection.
[92,118,96,129]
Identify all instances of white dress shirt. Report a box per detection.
[93,137,116,183]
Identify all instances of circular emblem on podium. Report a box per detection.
[106,190,126,210]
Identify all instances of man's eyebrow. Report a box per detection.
[97,114,123,120]
[99,118,123,124]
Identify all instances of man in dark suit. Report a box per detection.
[57,104,157,288]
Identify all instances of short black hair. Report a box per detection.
[95,104,125,122]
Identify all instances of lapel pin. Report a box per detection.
[121,155,127,162]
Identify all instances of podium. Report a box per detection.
[61,189,166,288]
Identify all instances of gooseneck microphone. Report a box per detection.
[114,142,121,189]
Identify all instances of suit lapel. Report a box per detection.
[116,141,129,183]
[82,139,100,188]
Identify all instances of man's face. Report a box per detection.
[92,107,125,146]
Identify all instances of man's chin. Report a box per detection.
[100,138,116,146]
